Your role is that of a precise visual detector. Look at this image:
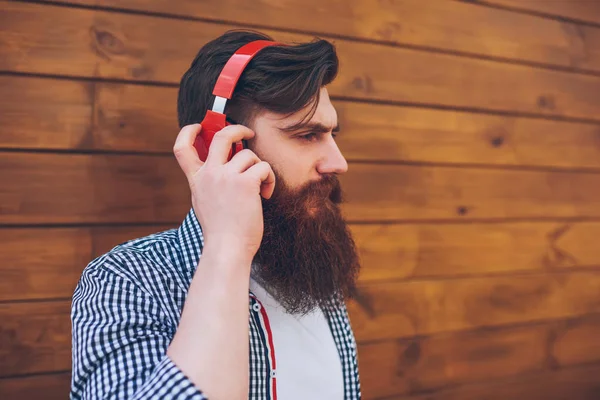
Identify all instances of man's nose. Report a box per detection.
[316,137,349,175]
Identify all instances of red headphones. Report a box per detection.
[193,40,281,162]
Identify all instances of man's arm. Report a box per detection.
[166,124,275,399]
[71,245,254,400]
[71,259,208,400]
[166,243,253,400]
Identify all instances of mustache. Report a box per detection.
[300,174,343,204]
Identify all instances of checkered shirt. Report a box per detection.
[71,208,361,399]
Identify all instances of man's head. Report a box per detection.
[178,30,360,314]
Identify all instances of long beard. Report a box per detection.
[252,173,361,315]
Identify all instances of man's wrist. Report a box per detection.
[202,240,253,264]
[197,241,253,282]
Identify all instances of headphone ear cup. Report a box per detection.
[194,111,228,162]
[232,140,244,158]
[193,130,210,162]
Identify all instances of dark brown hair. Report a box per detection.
[177,30,339,129]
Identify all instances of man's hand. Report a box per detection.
[173,123,276,260]
[168,123,274,400]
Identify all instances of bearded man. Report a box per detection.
[71,30,362,400]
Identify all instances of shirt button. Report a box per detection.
[271,370,277,378]
[252,303,261,312]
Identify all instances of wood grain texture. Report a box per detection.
[0,226,169,301]
[3,2,600,120]
[0,75,175,152]
[0,372,71,400]
[340,163,600,221]
[0,76,93,150]
[0,301,71,376]
[551,313,600,367]
[336,102,600,169]
[360,314,600,398]
[360,324,547,398]
[2,221,598,302]
[386,363,600,400]
[0,153,190,224]
[39,0,600,73]
[352,221,600,282]
[3,153,600,224]
[4,76,600,170]
[93,82,178,152]
[0,228,91,302]
[484,0,600,25]
[348,271,600,341]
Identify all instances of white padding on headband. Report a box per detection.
[212,96,227,114]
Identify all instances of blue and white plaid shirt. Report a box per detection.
[71,208,361,399]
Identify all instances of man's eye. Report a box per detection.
[299,133,317,141]
[298,132,338,141]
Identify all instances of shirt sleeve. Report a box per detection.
[71,260,208,400]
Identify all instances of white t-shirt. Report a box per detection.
[249,277,344,400]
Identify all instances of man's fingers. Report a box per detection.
[226,149,262,173]
[174,123,274,198]
[245,161,276,199]
[173,123,204,178]
[206,125,255,166]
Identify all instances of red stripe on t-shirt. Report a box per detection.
[256,297,277,400]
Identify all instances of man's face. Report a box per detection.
[245,87,360,315]
[248,87,348,194]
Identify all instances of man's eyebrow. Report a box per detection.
[280,121,340,134]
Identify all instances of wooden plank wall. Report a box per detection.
[1,0,600,399]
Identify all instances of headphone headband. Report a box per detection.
[194,39,282,163]
[211,40,281,113]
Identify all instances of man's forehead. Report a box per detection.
[281,92,338,130]
[311,87,337,125]
[312,97,338,128]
